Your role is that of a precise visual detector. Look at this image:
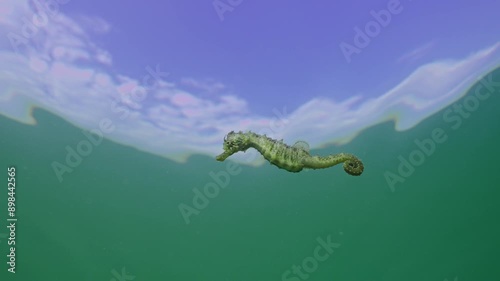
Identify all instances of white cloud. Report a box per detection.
[180,77,226,93]
[397,41,435,63]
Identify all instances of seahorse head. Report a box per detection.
[215,131,251,161]
[223,131,248,152]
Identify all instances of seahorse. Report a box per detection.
[215,131,364,176]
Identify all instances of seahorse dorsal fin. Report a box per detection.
[293,141,310,152]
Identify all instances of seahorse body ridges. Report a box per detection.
[215,131,364,176]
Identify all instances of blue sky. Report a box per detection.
[0,0,499,164]
[60,0,500,114]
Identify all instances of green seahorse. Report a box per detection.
[215,131,364,176]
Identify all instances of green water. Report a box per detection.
[1,69,499,281]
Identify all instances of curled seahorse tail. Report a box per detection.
[343,157,364,176]
[302,153,364,176]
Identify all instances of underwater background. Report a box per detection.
[1,1,500,281]
[1,68,499,281]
